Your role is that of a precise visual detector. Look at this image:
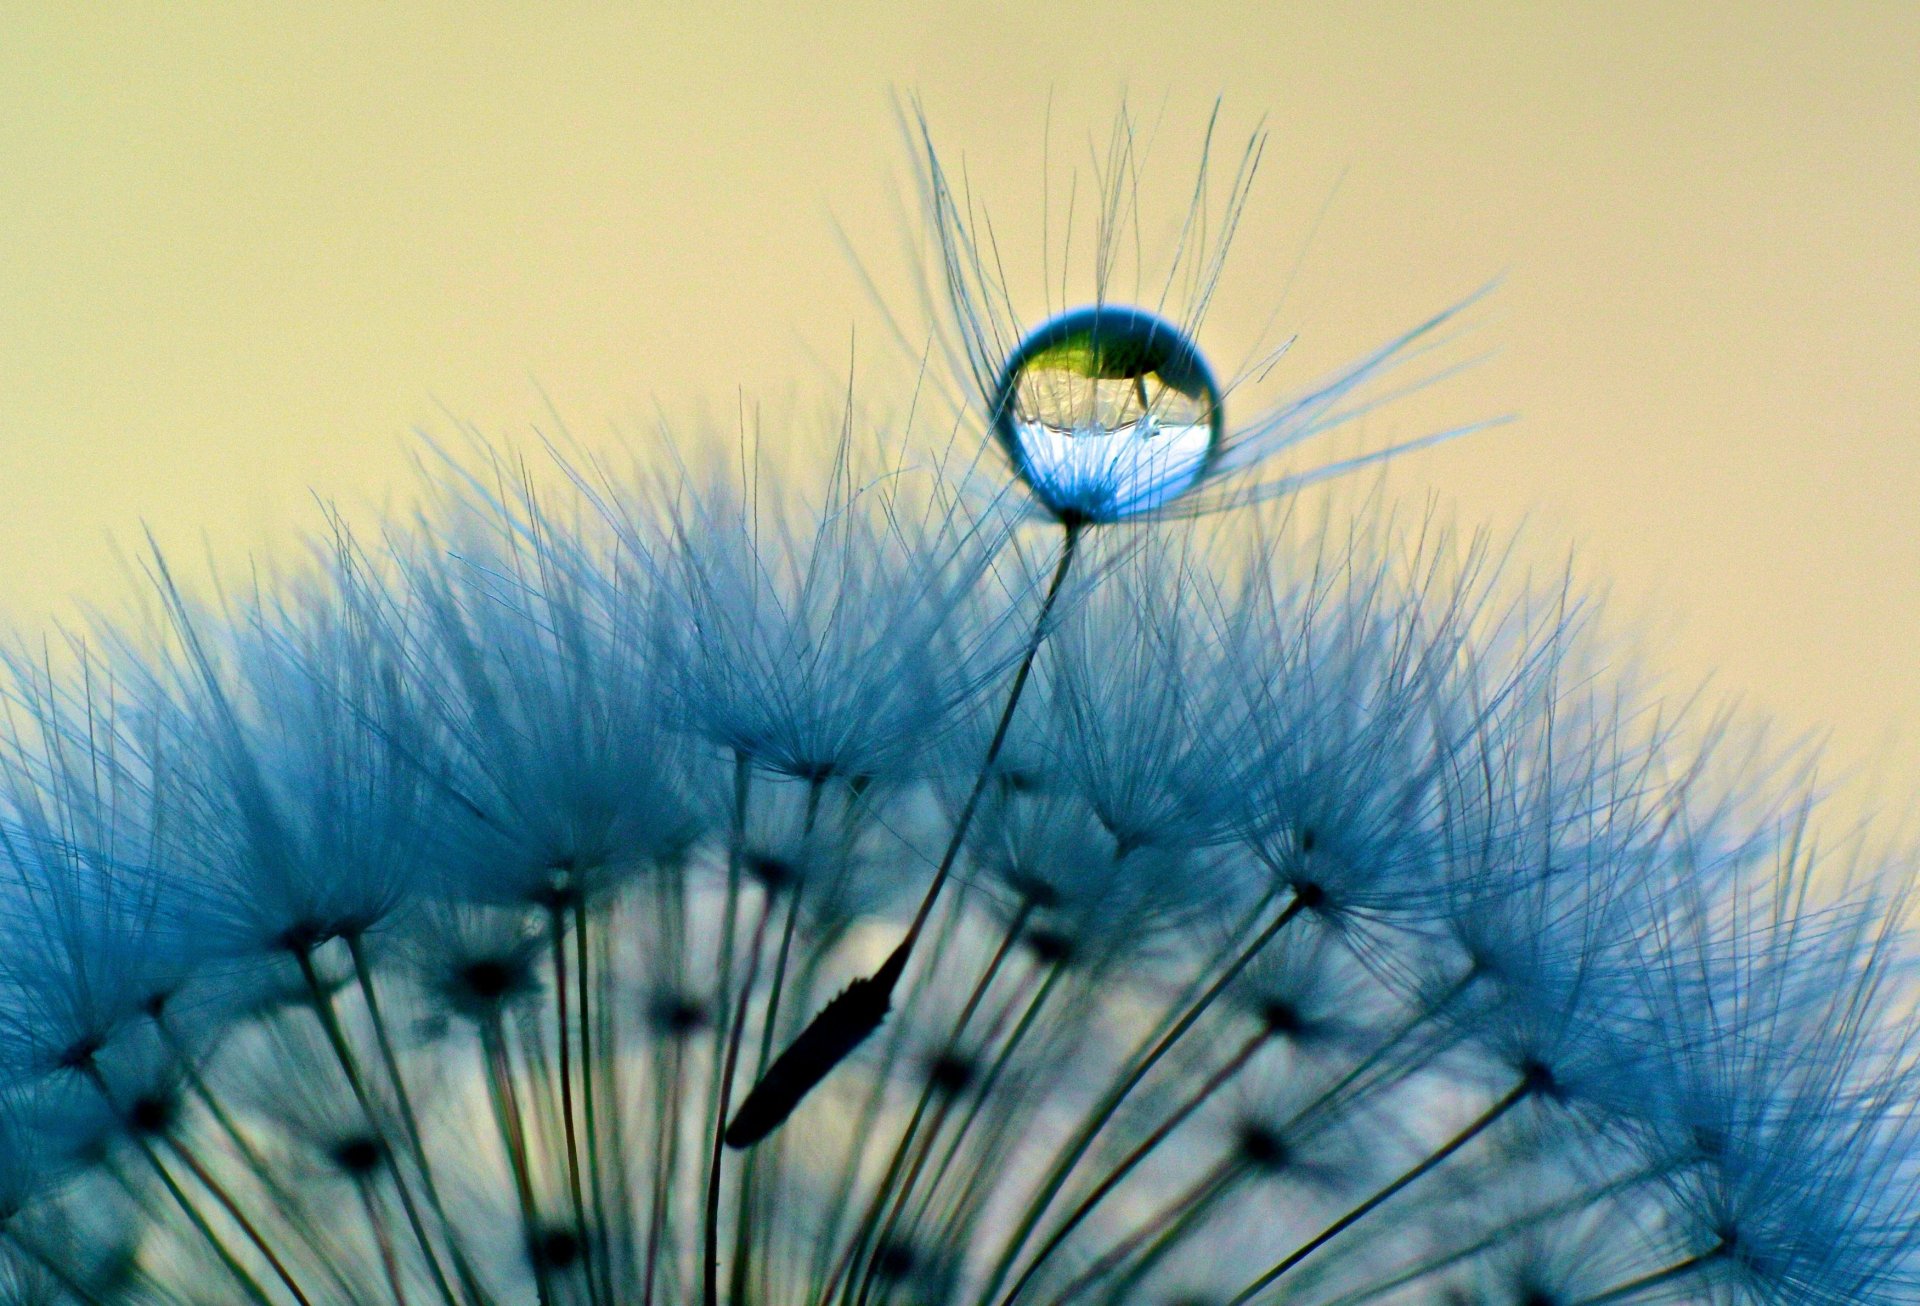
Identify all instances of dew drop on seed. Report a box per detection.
[991,304,1222,521]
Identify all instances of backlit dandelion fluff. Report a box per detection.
[0,106,1915,1306]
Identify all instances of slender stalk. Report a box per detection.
[828,901,1037,1302]
[806,890,990,1291]
[154,1019,267,1174]
[643,1026,687,1306]
[355,1175,410,1306]
[885,907,1046,1244]
[478,1013,552,1306]
[701,754,753,1159]
[1282,971,1479,1139]
[728,775,825,1304]
[1313,1164,1668,1306]
[155,1016,367,1302]
[643,880,694,1306]
[984,892,1306,1306]
[1575,1242,1727,1306]
[75,1060,283,1306]
[1223,1075,1539,1305]
[132,1135,277,1306]
[1064,1156,1242,1303]
[162,1134,317,1306]
[727,525,1082,1148]
[702,881,776,1305]
[822,1059,948,1306]
[1008,1024,1270,1295]
[730,883,805,1305]
[547,903,599,1306]
[860,964,1064,1306]
[573,897,615,1305]
[344,936,489,1306]
[297,948,463,1306]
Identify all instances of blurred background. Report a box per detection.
[1,4,1916,808]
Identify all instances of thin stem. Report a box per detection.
[831,901,1036,1301]
[863,963,1064,1306]
[479,1013,552,1306]
[727,525,1081,1148]
[985,893,1305,1306]
[548,904,598,1306]
[1064,1156,1242,1303]
[1009,1024,1270,1296]
[75,1061,280,1306]
[1313,1163,1668,1306]
[703,883,776,1305]
[728,774,826,1303]
[1282,970,1479,1139]
[356,1175,410,1306]
[1575,1242,1727,1306]
[297,948,463,1306]
[1223,1075,1538,1305]
[574,899,616,1304]
[132,1135,277,1306]
[155,1015,367,1301]
[887,906,1046,1245]
[897,526,1082,961]
[701,754,753,1162]
[642,1027,688,1306]
[345,936,488,1306]
[641,872,695,1306]
[162,1134,316,1306]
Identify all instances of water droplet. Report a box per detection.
[990,305,1222,522]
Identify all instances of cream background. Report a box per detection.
[1,5,1916,802]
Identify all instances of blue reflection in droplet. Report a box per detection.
[990,305,1223,523]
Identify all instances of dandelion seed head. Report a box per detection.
[0,104,1910,1306]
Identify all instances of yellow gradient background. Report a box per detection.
[2,6,1916,802]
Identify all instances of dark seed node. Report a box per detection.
[998,768,1042,795]
[747,853,795,890]
[926,1051,976,1096]
[532,873,582,911]
[331,1135,384,1175]
[1519,1058,1558,1096]
[458,958,520,1002]
[1024,927,1075,965]
[871,1240,917,1282]
[56,1036,102,1071]
[1259,999,1302,1037]
[1235,1123,1289,1172]
[529,1226,582,1271]
[127,1093,173,1136]
[274,921,329,953]
[1005,873,1061,909]
[649,993,710,1038]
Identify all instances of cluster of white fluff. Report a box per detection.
[0,112,1915,1306]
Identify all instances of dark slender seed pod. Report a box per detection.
[725,943,910,1149]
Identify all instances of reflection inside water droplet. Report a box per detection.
[991,305,1223,522]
